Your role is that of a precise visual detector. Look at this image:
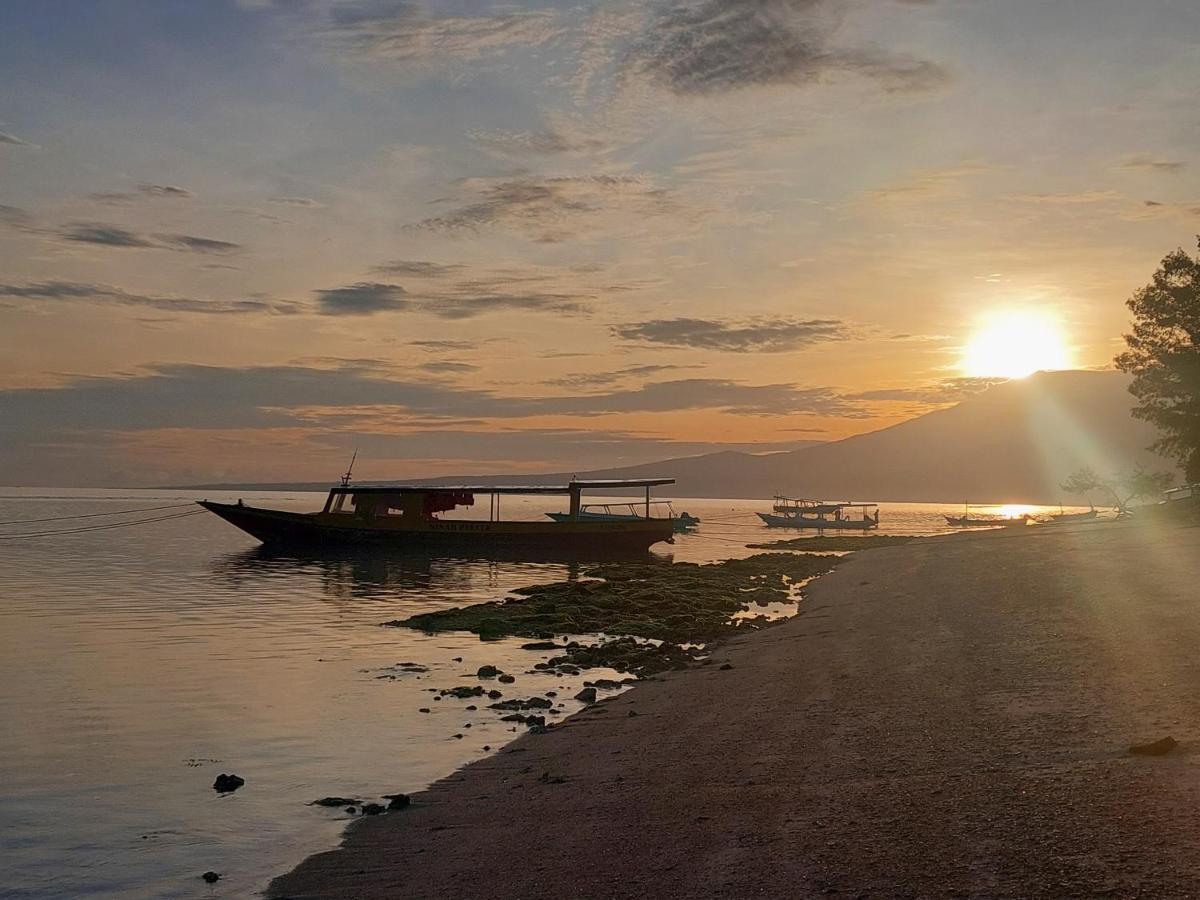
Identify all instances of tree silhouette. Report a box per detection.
[1116,238,1200,482]
[1061,466,1173,515]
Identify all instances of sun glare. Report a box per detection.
[962,311,1072,379]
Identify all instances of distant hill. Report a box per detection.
[182,371,1175,504]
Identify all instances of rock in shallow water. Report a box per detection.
[310,797,361,808]
[212,773,244,793]
[1129,735,1178,756]
[574,687,598,703]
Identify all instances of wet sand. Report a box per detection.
[271,520,1200,899]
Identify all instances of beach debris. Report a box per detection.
[1129,736,1178,756]
[310,797,361,808]
[476,665,501,679]
[498,674,516,684]
[384,793,411,810]
[361,803,386,815]
[212,774,244,793]
[201,871,221,884]
[574,687,598,703]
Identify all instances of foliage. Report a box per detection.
[1060,466,1174,514]
[1115,238,1200,481]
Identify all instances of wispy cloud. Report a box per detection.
[409,174,674,243]
[1119,156,1185,173]
[0,280,298,315]
[371,259,465,277]
[0,130,32,147]
[267,196,323,207]
[320,1,561,65]
[623,0,949,97]
[58,222,241,254]
[315,282,411,315]
[613,316,850,352]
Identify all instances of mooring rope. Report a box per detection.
[0,502,196,527]
[0,508,206,540]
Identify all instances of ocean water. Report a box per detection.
[0,489,1081,898]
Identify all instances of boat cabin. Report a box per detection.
[321,478,677,522]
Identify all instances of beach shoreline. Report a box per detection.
[270,519,1200,899]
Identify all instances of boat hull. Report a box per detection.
[545,511,698,533]
[757,512,878,530]
[199,501,674,557]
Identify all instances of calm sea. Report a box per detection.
[0,489,1079,898]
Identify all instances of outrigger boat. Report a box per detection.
[1047,504,1098,524]
[944,504,1033,528]
[757,496,880,531]
[198,477,677,556]
[546,500,699,533]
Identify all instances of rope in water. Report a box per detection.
[0,508,206,540]
[0,502,196,526]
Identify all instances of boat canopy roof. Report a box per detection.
[329,478,675,496]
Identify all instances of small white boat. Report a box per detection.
[758,497,879,531]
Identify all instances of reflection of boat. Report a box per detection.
[199,478,677,556]
[757,496,880,530]
[1048,504,1098,524]
[546,500,699,533]
[944,504,1032,528]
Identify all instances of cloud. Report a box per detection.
[848,376,1007,404]
[155,233,241,254]
[315,282,411,315]
[57,222,242,253]
[410,339,481,351]
[469,128,608,156]
[267,196,323,207]
[0,280,299,315]
[613,316,849,352]
[0,365,863,476]
[419,361,480,374]
[321,1,561,64]
[623,0,949,97]
[61,223,157,248]
[862,163,993,203]
[549,364,696,388]
[1119,156,1184,173]
[0,204,39,231]
[409,174,674,243]
[138,183,194,198]
[371,259,465,277]
[0,130,31,146]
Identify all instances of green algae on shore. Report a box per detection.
[747,534,920,552]
[387,553,839,647]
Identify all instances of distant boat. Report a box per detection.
[199,478,677,556]
[758,496,880,530]
[546,500,699,533]
[944,504,1032,528]
[1048,504,1098,524]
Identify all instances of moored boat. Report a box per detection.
[757,496,880,530]
[944,504,1032,527]
[198,478,677,557]
[1048,504,1098,524]
[545,500,699,533]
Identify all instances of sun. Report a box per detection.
[961,311,1072,379]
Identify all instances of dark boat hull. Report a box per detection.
[198,501,673,557]
[757,512,878,530]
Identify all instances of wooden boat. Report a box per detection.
[1048,504,1097,524]
[198,478,677,556]
[545,500,699,533]
[757,496,880,530]
[944,504,1032,527]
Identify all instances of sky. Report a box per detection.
[1,0,1198,486]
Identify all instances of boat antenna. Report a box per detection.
[341,449,358,487]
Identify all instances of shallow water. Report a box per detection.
[0,490,1080,898]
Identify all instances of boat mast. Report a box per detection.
[340,449,358,488]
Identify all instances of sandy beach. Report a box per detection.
[271,519,1200,899]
